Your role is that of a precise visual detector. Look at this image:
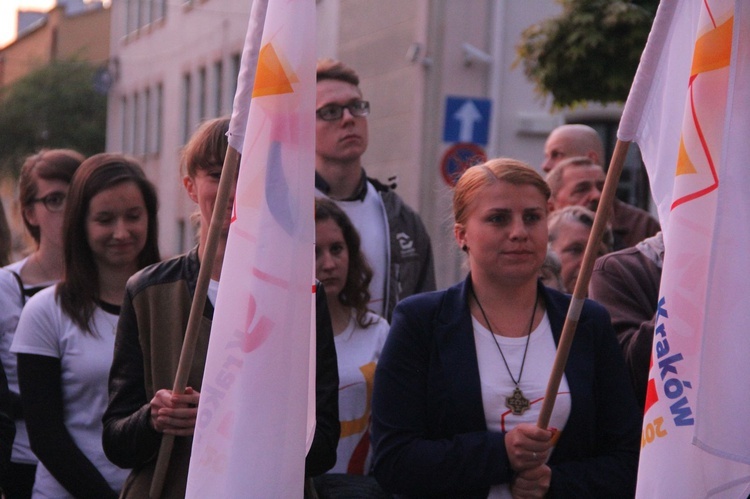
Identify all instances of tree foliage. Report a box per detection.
[0,58,107,176]
[517,0,659,108]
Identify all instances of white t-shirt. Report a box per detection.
[318,183,389,317]
[0,258,53,465]
[330,311,390,474]
[207,278,220,306]
[10,286,129,498]
[473,313,571,499]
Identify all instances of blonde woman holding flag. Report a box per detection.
[371,158,640,498]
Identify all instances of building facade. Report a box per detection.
[107,0,249,255]
[0,3,110,88]
[107,0,640,286]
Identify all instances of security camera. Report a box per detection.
[462,43,493,66]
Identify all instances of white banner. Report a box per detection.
[186,0,316,496]
[619,0,750,496]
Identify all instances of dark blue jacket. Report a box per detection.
[371,276,640,498]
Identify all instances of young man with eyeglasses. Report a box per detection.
[314,58,435,322]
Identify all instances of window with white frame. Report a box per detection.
[154,83,163,154]
[213,60,223,117]
[132,91,140,155]
[155,0,166,21]
[144,87,152,155]
[198,66,207,122]
[230,53,241,110]
[125,0,137,36]
[125,0,165,36]
[121,95,129,153]
[182,72,192,144]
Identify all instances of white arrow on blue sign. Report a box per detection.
[443,96,492,145]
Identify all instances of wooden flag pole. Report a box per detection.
[536,139,632,429]
[148,0,269,494]
[149,145,241,499]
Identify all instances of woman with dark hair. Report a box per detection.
[316,197,379,334]
[11,153,160,498]
[103,117,339,498]
[371,158,640,498]
[314,198,390,497]
[1,148,83,498]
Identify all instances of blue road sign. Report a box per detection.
[443,96,492,145]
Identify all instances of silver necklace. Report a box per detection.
[471,286,539,416]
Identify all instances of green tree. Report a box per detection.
[517,0,659,108]
[0,58,107,175]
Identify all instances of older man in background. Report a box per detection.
[546,154,659,250]
[548,206,613,294]
[542,124,605,173]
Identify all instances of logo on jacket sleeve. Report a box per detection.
[395,232,417,259]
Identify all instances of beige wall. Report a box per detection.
[336,0,425,204]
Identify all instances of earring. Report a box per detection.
[462,244,468,252]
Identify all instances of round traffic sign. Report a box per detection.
[440,142,487,186]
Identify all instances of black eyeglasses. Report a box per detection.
[32,192,66,212]
[316,100,370,121]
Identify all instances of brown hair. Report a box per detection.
[57,153,160,334]
[181,117,230,179]
[19,149,85,243]
[453,157,550,226]
[316,58,360,86]
[315,198,374,328]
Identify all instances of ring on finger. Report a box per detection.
[533,451,538,460]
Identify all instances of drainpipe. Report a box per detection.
[487,0,507,159]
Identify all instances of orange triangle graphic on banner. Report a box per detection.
[253,43,295,97]
[691,15,733,77]
[675,136,697,176]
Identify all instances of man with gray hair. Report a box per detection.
[546,156,660,250]
[547,205,613,294]
[546,156,605,213]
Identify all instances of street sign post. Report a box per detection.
[443,96,492,145]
